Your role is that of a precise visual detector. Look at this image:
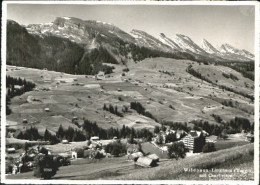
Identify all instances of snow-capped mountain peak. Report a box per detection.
[201,39,219,54]
[22,16,254,62]
[172,34,206,54]
[130,30,172,51]
[219,44,254,60]
[158,33,181,50]
[219,44,238,54]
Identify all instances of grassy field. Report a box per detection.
[109,143,254,180]
[214,133,250,151]
[174,154,254,180]
[6,58,253,135]
[7,156,135,180]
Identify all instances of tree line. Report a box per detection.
[216,61,254,81]
[186,65,254,101]
[103,104,123,117]
[222,72,239,81]
[6,76,36,115]
[130,101,158,122]
[7,21,115,76]
[192,116,253,135]
[15,119,154,143]
[6,76,36,98]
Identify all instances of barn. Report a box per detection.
[135,156,157,167]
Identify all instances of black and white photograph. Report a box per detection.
[1,1,259,184]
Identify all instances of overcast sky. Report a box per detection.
[7,4,255,53]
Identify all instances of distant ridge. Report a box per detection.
[6,17,254,76]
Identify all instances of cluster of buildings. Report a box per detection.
[60,136,118,160]
[127,144,160,167]
[154,128,210,153]
[7,147,41,174]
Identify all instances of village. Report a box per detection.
[6,123,253,177]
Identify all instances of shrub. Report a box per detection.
[77,148,84,158]
[156,134,164,145]
[122,68,129,72]
[169,105,175,110]
[165,133,177,143]
[33,154,59,179]
[167,142,188,160]
[93,151,104,159]
[105,141,126,157]
[154,126,160,134]
[202,143,216,153]
[218,129,228,140]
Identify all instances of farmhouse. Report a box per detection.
[180,130,206,153]
[72,117,78,122]
[62,139,69,144]
[14,85,23,90]
[136,156,157,167]
[90,136,100,142]
[135,120,141,123]
[7,148,16,154]
[22,119,28,124]
[44,108,50,112]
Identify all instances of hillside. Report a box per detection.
[109,143,254,180]
[6,57,254,134]
[7,19,195,76]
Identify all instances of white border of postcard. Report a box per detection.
[1,1,260,184]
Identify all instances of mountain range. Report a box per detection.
[7,17,254,75]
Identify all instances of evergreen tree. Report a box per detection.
[121,125,126,138]
[154,126,160,134]
[202,143,216,153]
[168,142,188,160]
[44,129,50,141]
[33,154,59,179]
[57,125,64,139]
